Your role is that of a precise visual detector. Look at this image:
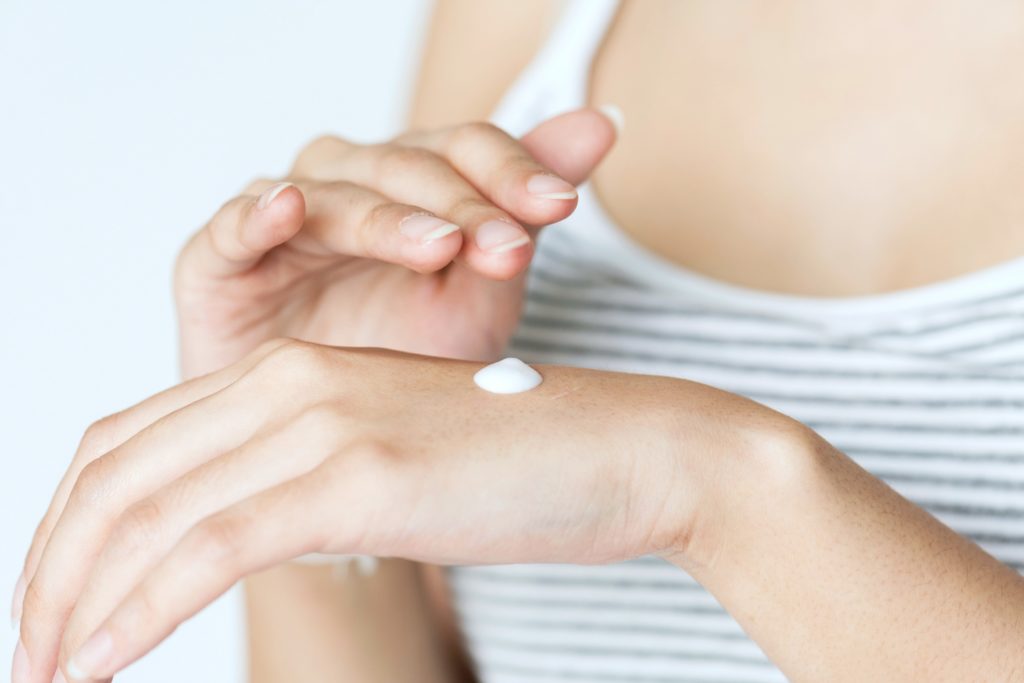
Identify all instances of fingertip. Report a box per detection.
[525,174,578,201]
[402,226,465,274]
[460,228,534,281]
[515,176,580,226]
[521,107,618,185]
[246,184,305,251]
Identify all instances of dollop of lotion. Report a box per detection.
[473,357,543,394]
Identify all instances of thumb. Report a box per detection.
[519,107,621,186]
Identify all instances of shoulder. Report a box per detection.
[409,0,562,128]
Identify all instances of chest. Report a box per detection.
[588,0,1024,296]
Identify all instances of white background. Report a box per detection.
[0,1,431,679]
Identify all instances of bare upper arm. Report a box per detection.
[409,0,562,129]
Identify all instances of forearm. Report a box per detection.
[670,424,1024,681]
[245,560,463,683]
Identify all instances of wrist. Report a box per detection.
[659,402,827,572]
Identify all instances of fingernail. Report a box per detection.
[10,573,25,629]
[11,640,30,683]
[475,220,531,253]
[256,182,293,210]
[598,104,625,135]
[526,174,577,200]
[52,667,67,683]
[67,629,113,681]
[399,214,460,244]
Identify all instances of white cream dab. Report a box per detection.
[474,357,543,394]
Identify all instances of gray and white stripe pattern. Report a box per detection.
[446,222,1024,682]
[453,0,1024,675]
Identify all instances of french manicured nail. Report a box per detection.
[256,182,293,210]
[67,629,113,681]
[475,220,530,253]
[11,640,30,683]
[399,214,460,244]
[599,104,625,134]
[10,573,25,629]
[526,174,577,200]
[52,667,67,683]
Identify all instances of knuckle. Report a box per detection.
[317,179,360,202]
[391,128,427,147]
[20,579,57,635]
[299,401,347,429]
[495,149,534,177]
[295,402,352,447]
[363,200,394,228]
[338,440,398,482]
[69,457,116,510]
[110,499,165,557]
[448,121,502,152]
[362,201,412,254]
[293,134,347,173]
[188,515,245,566]
[377,144,441,172]
[448,195,495,219]
[79,414,121,458]
[369,145,441,188]
[306,133,344,153]
[257,339,330,378]
[129,580,165,629]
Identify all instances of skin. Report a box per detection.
[174,109,615,377]
[12,0,1024,681]
[590,0,1024,294]
[21,341,757,679]
[14,104,616,683]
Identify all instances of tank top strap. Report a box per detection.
[490,0,621,136]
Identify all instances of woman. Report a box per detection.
[12,1,1024,681]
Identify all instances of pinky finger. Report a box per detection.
[59,459,366,682]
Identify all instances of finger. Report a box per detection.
[283,179,465,275]
[16,338,289,594]
[302,144,536,280]
[519,107,619,186]
[59,409,340,670]
[18,350,290,682]
[408,107,618,226]
[180,181,306,280]
[400,123,577,228]
[61,456,365,682]
[213,177,468,274]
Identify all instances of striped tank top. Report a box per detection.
[444,2,1024,681]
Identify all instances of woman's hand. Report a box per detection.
[175,109,616,378]
[13,340,793,683]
